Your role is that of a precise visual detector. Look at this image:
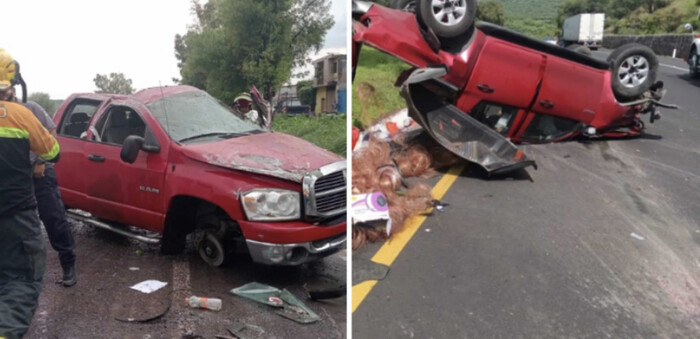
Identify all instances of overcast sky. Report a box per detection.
[3,0,347,99]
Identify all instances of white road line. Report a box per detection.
[660,63,687,72]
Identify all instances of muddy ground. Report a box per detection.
[26,222,346,339]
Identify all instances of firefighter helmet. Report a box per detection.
[0,49,17,91]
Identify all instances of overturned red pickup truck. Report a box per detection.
[53,85,346,266]
[352,1,677,174]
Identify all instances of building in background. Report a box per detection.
[273,84,298,113]
[313,54,346,114]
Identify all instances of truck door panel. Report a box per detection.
[534,56,604,124]
[462,39,544,110]
[84,104,167,231]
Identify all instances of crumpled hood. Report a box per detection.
[180,132,343,182]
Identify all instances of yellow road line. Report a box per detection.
[352,164,465,312]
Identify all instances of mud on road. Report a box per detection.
[26,222,346,339]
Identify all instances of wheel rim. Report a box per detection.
[198,232,225,267]
[430,0,467,26]
[617,55,649,89]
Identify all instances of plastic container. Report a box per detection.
[186,296,222,311]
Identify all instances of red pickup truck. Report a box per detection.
[52,85,346,266]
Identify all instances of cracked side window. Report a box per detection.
[471,102,518,136]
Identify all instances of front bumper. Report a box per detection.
[246,232,346,265]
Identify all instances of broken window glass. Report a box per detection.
[147,90,263,143]
[521,114,579,142]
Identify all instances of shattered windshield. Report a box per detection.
[146,90,264,142]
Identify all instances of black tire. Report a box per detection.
[566,43,592,56]
[608,43,658,101]
[417,0,476,39]
[392,0,416,12]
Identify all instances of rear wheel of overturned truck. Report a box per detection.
[608,43,659,101]
[416,0,477,39]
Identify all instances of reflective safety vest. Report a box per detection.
[0,100,60,218]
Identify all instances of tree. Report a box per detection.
[642,0,670,14]
[175,0,334,103]
[28,92,56,116]
[94,73,135,94]
[477,1,505,26]
[296,79,315,108]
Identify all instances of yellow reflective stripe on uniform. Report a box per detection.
[39,140,60,160]
[0,126,29,139]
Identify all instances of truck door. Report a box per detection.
[83,103,168,231]
[54,98,104,210]
[532,55,605,125]
[459,39,544,112]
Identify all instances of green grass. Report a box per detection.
[498,0,568,19]
[273,114,346,156]
[352,47,413,128]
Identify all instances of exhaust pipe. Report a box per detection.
[67,210,161,244]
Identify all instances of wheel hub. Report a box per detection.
[432,0,466,26]
[618,56,649,89]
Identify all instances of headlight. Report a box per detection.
[241,189,301,221]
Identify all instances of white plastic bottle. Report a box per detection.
[186,296,222,311]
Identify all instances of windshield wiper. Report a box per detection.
[178,132,230,143]
[219,130,265,139]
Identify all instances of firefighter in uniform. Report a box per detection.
[0,49,61,339]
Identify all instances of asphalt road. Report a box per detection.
[26,223,346,339]
[353,52,700,338]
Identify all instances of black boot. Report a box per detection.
[61,263,77,287]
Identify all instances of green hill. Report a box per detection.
[496,0,568,19]
[376,0,698,37]
[495,0,698,37]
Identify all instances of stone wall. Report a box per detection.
[603,34,695,58]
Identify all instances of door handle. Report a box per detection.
[88,154,105,162]
[539,100,555,109]
[477,84,495,93]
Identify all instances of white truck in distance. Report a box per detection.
[561,13,605,50]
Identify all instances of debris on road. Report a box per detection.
[352,258,390,285]
[186,296,222,311]
[631,232,646,241]
[307,285,347,300]
[129,267,140,271]
[113,281,171,323]
[216,322,266,339]
[130,280,168,294]
[231,282,320,324]
[352,130,459,249]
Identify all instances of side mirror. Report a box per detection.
[120,135,144,163]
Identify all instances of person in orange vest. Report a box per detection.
[0,50,76,288]
[0,49,61,339]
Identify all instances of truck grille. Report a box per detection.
[314,171,346,213]
[303,161,346,220]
